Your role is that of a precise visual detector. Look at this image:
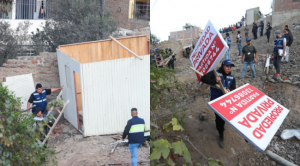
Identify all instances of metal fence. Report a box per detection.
[14,45,51,56]
[0,44,51,56]
[15,0,51,19]
[134,1,150,21]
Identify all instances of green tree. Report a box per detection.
[31,0,119,52]
[150,33,160,47]
[0,21,32,66]
[0,83,56,165]
[0,0,13,15]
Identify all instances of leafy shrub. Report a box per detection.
[0,83,56,165]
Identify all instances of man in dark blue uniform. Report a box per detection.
[201,59,236,148]
[122,108,145,166]
[273,30,286,81]
[27,83,63,115]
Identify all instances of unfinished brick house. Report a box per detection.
[272,0,300,26]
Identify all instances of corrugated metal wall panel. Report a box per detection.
[82,55,150,136]
[57,50,81,130]
[3,73,35,110]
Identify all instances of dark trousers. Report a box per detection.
[253,31,257,39]
[261,28,264,36]
[215,113,225,137]
[267,33,270,43]
[273,52,282,74]
[168,59,174,69]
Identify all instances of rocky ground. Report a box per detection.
[153,17,300,165]
[46,118,150,166]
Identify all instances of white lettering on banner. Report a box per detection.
[191,26,215,67]
[208,84,290,152]
[219,88,256,109]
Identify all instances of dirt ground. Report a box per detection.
[46,118,150,166]
[154,18,300,165]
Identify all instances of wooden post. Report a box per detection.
[109,36,143,60]
[190,67,203,76]
[190,67,221,90]
[22,105,36,112]
[213,69,227,94]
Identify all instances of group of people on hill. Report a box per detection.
[219,16,245,33]
[150,47,175,69]
[223,23,293,83]
[202,23,293,149]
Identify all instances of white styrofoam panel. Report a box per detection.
[3,73,35,110]
[57,50,81,130]
[81,55,150,136]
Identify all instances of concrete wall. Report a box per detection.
[246,7,260,25]
[105,0,149,29]
[0,52,60,100]
[170,27,203,40]
[272,0,300,27]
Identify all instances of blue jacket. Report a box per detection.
[210,70,234,100]
[123,116,145,144]
[236,34,242,44]
[274,37,285,53]
[32,90,47,112]
[225,37,231,49]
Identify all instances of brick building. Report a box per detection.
[272,0,300,26]
[105,0,150,30]
[169,24,203,46]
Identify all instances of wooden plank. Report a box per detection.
[74,71,80,130]
[190,67,204,76]
[111,40,114,60]
[118,38,127,58]
[59,36,148,63]
[92,43,97,62]
[58,35,147,47]
[109,36,142,60]
[106,41,112,61]
[113,40,118,60]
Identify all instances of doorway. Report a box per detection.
[73,71,83,133]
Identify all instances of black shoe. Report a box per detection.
[218,136,224,148]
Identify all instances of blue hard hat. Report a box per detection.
[246,38,251,42]
[222,59,235,67]
[150,49,155,53]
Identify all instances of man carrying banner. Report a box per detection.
[201,59,236,148]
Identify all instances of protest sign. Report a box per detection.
[190,20,228,83]
[208,83,290,152]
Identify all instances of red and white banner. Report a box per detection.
[190,20,228,83]
[208,84,290,152]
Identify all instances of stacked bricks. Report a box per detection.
[274,0,300,12]
[0,52,60,100]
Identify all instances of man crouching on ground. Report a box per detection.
[201,59,236,148]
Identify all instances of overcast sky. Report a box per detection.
[150,0,273,41]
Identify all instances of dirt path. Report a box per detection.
[47,119,150,166]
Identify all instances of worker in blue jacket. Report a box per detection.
[201,59,236,148]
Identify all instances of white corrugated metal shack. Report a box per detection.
[56,35,150,137]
